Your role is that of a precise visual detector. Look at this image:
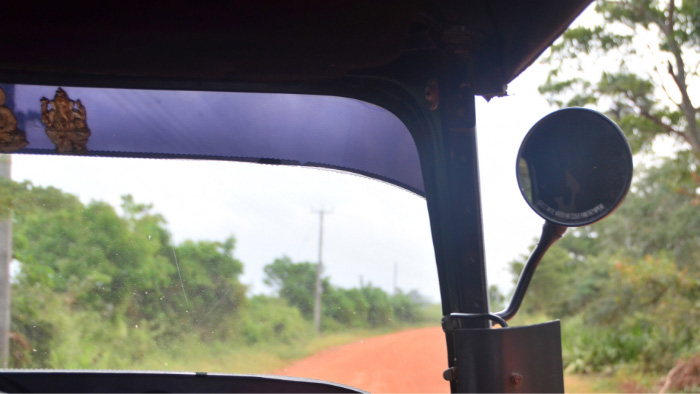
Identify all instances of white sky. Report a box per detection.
[7,9,600,306]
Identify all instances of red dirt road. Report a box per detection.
[274,326,449,393]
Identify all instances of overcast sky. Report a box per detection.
[6,11,594,306]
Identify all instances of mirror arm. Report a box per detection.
[495,221,567,322]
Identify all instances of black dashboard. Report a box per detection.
[0,371,364,393]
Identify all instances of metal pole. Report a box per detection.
[0,154,11,368]
[415,56,491,392]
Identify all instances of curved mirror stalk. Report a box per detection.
[495,221,566,321]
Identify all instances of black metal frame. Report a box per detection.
[448,321,565,393]
[2,53,495,392]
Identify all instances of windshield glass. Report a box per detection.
[0,85,445,392]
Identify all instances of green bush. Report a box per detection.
[559,254,700,374]
[237,295,313,345]
[3,181,433,371]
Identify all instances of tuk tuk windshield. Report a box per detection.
[0,84,445,392]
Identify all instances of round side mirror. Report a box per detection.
[517,108,633,227]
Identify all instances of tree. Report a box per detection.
[263,256,329,319]
[322,287,364,327]
[584,155,700,271]
[512,157,700,313]
[359,284,393,327]
[389,290,417,323]
[165,237,247,334]
[540,1,700,178]
[510,160,700,373]
[263,257,424,328]
[5,182,251,365]
[488,285,506,312]
[537,6,700,376]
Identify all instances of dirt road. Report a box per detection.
[274,326,449,393]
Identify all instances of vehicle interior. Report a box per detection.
[0,1,628,392]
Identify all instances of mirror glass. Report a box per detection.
[517,108,633,227]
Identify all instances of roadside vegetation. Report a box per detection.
[503,157,700,393]
[0,180,437,371]
[497,1,700,391]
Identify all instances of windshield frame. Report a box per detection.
[2,64,487,394]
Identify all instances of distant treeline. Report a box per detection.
[0,179,434,369]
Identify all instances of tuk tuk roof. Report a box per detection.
[0,1,591,194]
[2,1,590,94]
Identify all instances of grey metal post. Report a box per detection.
[312,208,331,333]
[0,154,11,368]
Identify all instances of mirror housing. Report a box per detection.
[450,108,634,323]
[517,108,633,227]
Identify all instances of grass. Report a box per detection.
[565,370,670,393]
[128,326,415,374]
[565,373,598,393]
[565,373,623,393]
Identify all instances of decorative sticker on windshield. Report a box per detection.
[0,87,29,152]
[40,88,91,154]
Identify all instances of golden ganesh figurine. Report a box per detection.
[40,87,91,153]
[0,88,29,153]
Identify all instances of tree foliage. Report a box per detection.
[534,6,700,383]
[541,0,700,164]
[263,257,421,330]
[2,180,432,368]
[7,182,250,365]
[263,257,326,319]
[511,160,700,375]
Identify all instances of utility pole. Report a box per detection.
[393,262,398,295]
[0,154,11,367]
[312,207,332,333]
[0,84,15,368]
